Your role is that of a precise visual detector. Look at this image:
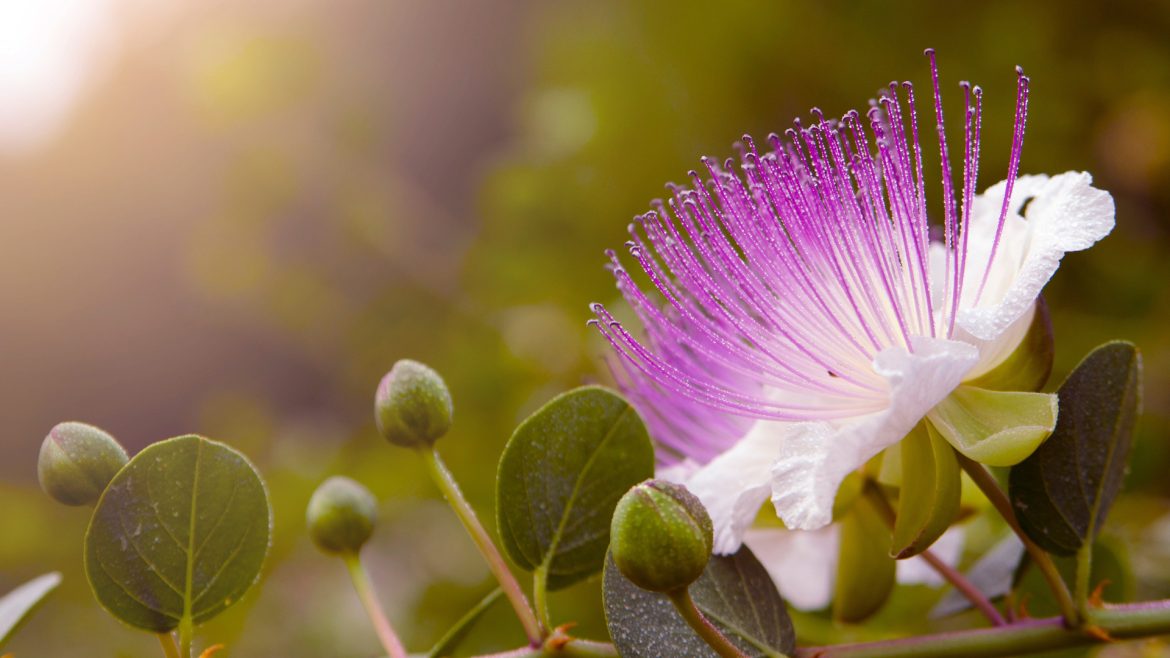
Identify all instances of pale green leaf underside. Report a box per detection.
[84,435,271,632]
[928,385,1057,466]
[0,572,61,649]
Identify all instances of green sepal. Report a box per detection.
[966,298,1054,392]
[927,385,1057,466]
[890,422,961,559]
[833,493,895,623]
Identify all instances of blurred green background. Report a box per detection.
[2,1,1169,656]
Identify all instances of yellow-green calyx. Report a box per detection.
[610,479,713,593]
[375,359,454,448]
[37,421,128,506]
[307,476,378,555]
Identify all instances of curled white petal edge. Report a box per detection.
[957,171,1115,342]
[770,337,979,531]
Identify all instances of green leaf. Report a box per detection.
[85,435,272,632]
[927,385,1057,466]
[891,422,960,559]
[602,547,794,658]
[1009,341,1142,555]
[833,493,895,623]
[496,386,654,589]
[425,588,502,658]
[0,572,61,649]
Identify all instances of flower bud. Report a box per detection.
[38,422,129,506]
[375,359,453,448]
[610,479,713,593]
[307,476,377,555]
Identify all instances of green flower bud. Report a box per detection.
[375,359,453,448]
[610,479,713,593]
[307,476,378,555]
[37,422,129,506]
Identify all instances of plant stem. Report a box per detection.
[178,617,193,658]
[472,639,619,658]
[344,554,409,658]
[955,453,1080,626]
[667,589,751,658]
[158,633,181,658]
[421,446,545,645]
[533,563,552,632]
[796,599,1170,657]
[1075,541,1093,619]
[861,480,1005,626]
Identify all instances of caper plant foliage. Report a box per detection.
[14,54,1168,658]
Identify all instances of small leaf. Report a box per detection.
[928,386,1057,466]
[891,422,960,559]
[1009,342,1142,555]
[833,494,895,623]
[0,572,61,649]
[497,386,654,589]
[85,435,272,632]
[602,547,793,658]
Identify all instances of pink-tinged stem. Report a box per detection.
[344,555,409,658]
[422,447,545,645]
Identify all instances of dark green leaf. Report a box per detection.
[0,572,61,648]
[85,435,272,632]
[603,547,793,658]
[497,386,654,589]
[1009,342,1142,555]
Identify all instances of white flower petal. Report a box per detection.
[957,172,1115,342]
[681,419,789,554]
[743,525,839,611]
[770,337,979,530]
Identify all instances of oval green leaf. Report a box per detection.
[84,435,272,632]
[496,386,654,590]
[1009,341,1142,555]
[891,422,960,559]
[0,572,61,649]
[602,546,794,658]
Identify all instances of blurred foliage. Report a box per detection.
[2,0,1170,656]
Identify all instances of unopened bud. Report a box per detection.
[610,480,713,593]
[375,359,453,448]
[307,476,377,555]
[37,422,128,506]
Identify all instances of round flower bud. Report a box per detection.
[307,476,378,555]
[375,359,453,448]
[37,422,129,506]
[610,479,713,593]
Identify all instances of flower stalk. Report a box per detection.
[667,589,751,658]
[344,555,409,658]
[955,453,1079,626]
[421,446,545,644]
